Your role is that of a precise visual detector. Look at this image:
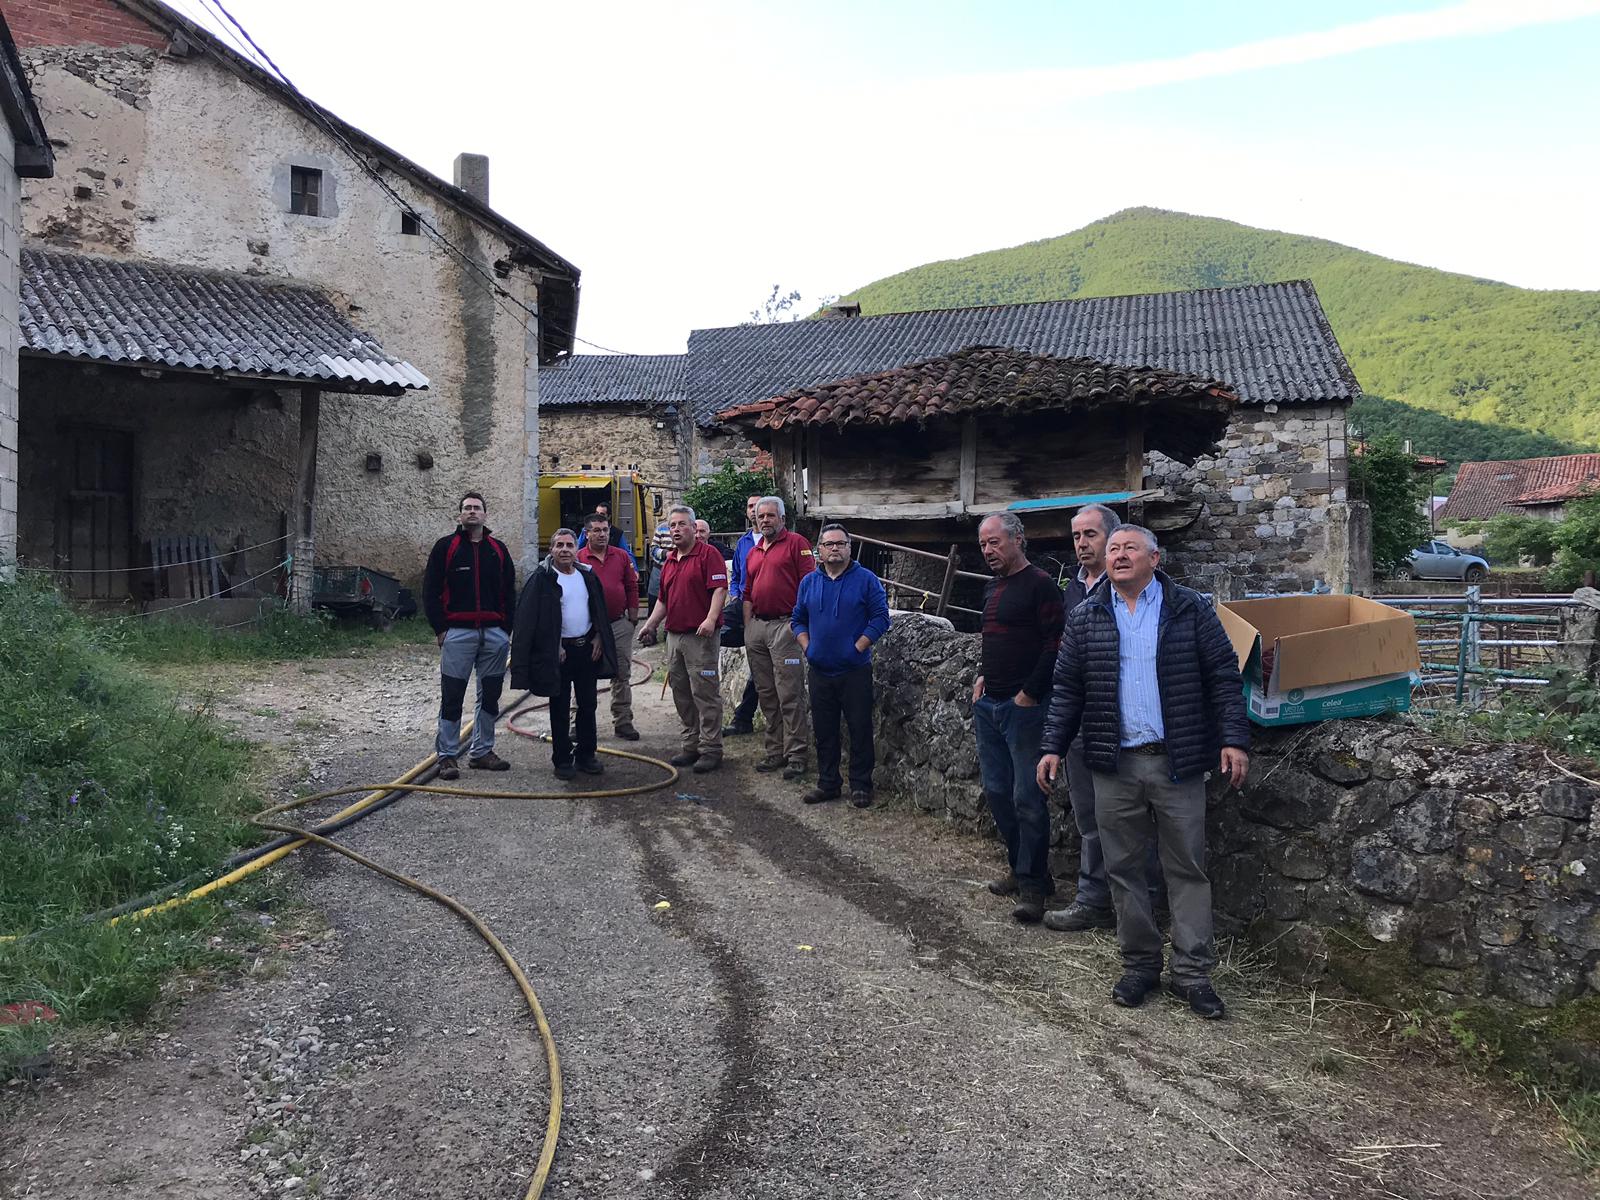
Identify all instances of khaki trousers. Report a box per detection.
[609,616,636,729]
[666,630,723,756]
[746,615,810,766]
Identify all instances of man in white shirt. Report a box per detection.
[510,529,620,780]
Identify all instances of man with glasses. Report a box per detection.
[791,524,891,807]
[423,491,516,778]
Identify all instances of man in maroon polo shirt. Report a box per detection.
[578,511,642,741]
[639,504,729,772]
[744,495,815,780]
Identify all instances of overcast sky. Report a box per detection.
[175,0,1600,355]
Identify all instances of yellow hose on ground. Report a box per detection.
[9,668,679,1200]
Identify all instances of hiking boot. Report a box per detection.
[1111,973,1161,1009]
[1043,902,1116,933]
[1012,891,1048,924]
[987,871,1019,897]
[436,755,460,781]
[849,788,873,809]
[722,722,754,737]
[553,763,578,781]
[578,758,604,775]
[755,756,786,773]
[782,763,807,782]
[691,755,722,774]
[1167,979,1227,1020]
[802,787,841,805]
[614,725,641,742]
[669,750,700,768]
[469,751,510,772]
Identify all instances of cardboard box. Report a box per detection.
[1218,595,1421,726]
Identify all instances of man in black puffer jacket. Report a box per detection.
[1037,525,1249,1020]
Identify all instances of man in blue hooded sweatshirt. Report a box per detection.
[791,523,892,807]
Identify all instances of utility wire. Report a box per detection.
[196,0,636,359]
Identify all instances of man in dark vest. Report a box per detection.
[510,528,620,779]
[423,491,517,779]
[1038,525,1249,1019]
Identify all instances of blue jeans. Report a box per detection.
[973,695,1054,897]
[1066,740,1166,913]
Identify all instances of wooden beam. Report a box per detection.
[291,386,320,613]
[811,502,965,519]
[1125,420,1146,492]
[805,428,821,514]
[958,416,977,508]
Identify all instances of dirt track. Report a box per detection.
[1,642,1592,1199]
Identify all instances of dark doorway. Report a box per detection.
[56,426,134,599]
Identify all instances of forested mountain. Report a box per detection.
[838,208,1599,460]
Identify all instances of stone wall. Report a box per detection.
[1148,402,1353,595]
[871,612,1598,1009]
[540,407,685,495]
[0,110,18,575]
[14,31,547,579]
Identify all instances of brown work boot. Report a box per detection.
[691,754,722,774]
[468,751,510,772]
[436,755,460,780]
[614,724,641,742]
[670,750,700,767]
[987,871,1019,897]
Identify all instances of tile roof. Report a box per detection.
[538,354,685,409]
[716,346,1234,431]
[20,248,429,393]
[1436,454,1600,522]
[688,280,1357,427]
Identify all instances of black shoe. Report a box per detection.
[987,871,1019,897]
[577,758,604,775]
[614,725,641,742]
[553,763,578,781]
[802,787,841,805]
[755,756,785,773]
[436,755,460,781]
[1167,979,1227,1020]
[669,750,700,768]
[722,723,754,737]
[782,764,807,782]
[849,789,873,808]
[1111,973,1161,1008]
[691,755,722,774]
[1042,902,1116,933]
[1012,891,1048,924]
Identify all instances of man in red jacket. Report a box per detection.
[423,492,517,778]
[744,495,814,780]
[577,511,641,741]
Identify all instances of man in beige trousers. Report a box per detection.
[743,496,815,781]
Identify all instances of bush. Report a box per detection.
[682,461,775,532]
[1349,435,1430,574]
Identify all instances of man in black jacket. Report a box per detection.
[509,529,619,780]
[1037,525,1249,1019]
[423,492,517,779]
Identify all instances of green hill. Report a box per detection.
[839,208,1600,458]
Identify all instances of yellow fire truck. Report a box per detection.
[535,471,665,557]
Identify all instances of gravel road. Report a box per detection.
[1,641,1592,1199]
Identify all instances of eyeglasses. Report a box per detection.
[818,541,849,548]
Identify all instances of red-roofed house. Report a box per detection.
[1437,455,1600,525]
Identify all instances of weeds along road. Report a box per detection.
[1,641,1592,1199]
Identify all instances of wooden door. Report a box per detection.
[57,428,134,599]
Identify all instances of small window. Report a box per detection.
[400,211,421,236]
[290,166,322,216]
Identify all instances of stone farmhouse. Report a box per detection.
[0,8,53,575]
[537,353,688,496]
[8,0,580,601]
[554,281,1363,593]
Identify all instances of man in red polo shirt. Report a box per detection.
[744,495,815,780]
[639,503,729,772]
[577,511,641,741]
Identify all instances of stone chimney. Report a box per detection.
[453,153,490,205]
[821,303,862,320]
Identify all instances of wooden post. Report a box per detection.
[958,416,977,511]
[291,386,320,613]
[1126,418,1147,525]
[934,544,960,620]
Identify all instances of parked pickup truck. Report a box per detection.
[1397,540,1490,582]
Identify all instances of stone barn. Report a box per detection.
[8,0,581,597]
[537,354,688,496]
[687,282,1363,594]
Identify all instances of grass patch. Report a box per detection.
[97,605,434,666]
[0,579,285,1079]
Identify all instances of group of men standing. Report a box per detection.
[422,487,1251,1019]
[972,505,1250,1020]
